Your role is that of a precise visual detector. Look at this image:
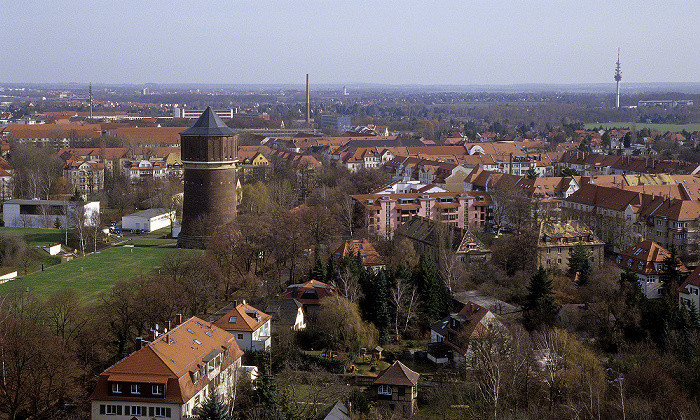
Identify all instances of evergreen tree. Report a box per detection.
[325,255,339,284]
[310,257,326,281]
[577,258,592,287]
[523,266,559,331]
[374,270,391,343]
[196,392,232,420]
[254,360,283,419]
[526,167,538,179]
[413,255,451,327]
[567,243,591,277]
[661,244,686,303]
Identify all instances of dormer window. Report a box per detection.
[131,384,140,394]
[152,384,164,396]
[229,316,237,323]
[111,383,122,394]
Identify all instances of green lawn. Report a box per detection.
[0,246,184,306]
[0,227,65,247]
[584,122,700,132]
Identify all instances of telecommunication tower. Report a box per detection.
[614,49,622,108]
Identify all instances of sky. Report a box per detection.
[2,1,698,86]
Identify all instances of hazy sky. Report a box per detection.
[2,1,697,86]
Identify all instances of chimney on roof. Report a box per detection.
[136,336,143,349]
[175,313,182,325]
[165,321,171,332]
[149,330,156,342]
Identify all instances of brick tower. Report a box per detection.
[177,107,237,248]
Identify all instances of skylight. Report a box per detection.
[187,328,195,334]
[194,339,202,345]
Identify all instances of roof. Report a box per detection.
[617,240,688,275]
[680,265,700,294]
[538,220,604,245]
[374,360,420,387]
[123,208,173,219]
[281,279,335,306]
[430,301,492,355]
[180,107,237,136]
[455,230,492,256]
[211,302,271,333]
[333,239,384,266]
[89,316,242,404]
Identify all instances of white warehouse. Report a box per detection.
[121,208,174,232]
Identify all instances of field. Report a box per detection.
[0,227,65,247]
[0,245,186,305]
[583,122,700,132]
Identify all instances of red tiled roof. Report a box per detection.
[212,302,271,333]
[374,361,420,386]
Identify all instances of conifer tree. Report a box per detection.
[567,243,591,277]
[310,257,326,281]
[413,255,451,326]
[523,266,558,331]
[196,392,232,420]
[374,270,391,342]
[577,258,592,287]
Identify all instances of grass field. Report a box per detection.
[584,122,700,132]
[0,245,184,305]
[0,227,65,247]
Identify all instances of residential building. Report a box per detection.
[427,301,505,366]
[679,265,700,316]
[333,239,385,271]
[617,240,689,299]
[89,316,243,420]
[121,208,174,233]
[63,159,105,197]
[236,150,272,184]
[353,191,490,238]
[281,279,335,322]
[264,298,306,331]
[124,160,169,183]
[373,361,420,416]
[3,199,99,229]
[211,301,272,352]
[537,220,605,272]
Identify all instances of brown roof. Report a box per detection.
[680,265,700,294]
[281,279,335,306]
[617,240,688,275]
[90,316,242,404]
[212,302,271,333]
[374,360,420,386]
[333,239,384,266]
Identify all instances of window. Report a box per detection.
[101,405,122,415]
[398,387,406,397]
[378,385,392,395]
[237,334,243,340]
[111,383,122,394]
[125,406,145,416]
[152,384,164,396]
[154,407,171,418]
[131,384,141,394]
[558,247,561,254]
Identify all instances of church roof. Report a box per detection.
[180,106,237,136]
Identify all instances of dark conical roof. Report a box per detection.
[180,106,237,136]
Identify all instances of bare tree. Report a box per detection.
[391,278,417,339]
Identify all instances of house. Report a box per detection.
[333,239,385,271]
[121,208,174,233]
[211,300,272,351]
[89,315,243,420]
[679,265,700,316]
[427,301,504,366]
[616,240,688,299]
[63,158,105,198]
[373,360,420,416]
[281,279,335,321]
[3,199,99,229]
[265,298,306,331]
[537,220,605,272]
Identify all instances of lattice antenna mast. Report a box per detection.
[614,49,622,108]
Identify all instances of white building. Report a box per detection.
[89,316,243,420]
[212,301,272,352]
[680,266,700,316]
[173,106,234,119]
[121,208,174,232]
[2,199,99,229]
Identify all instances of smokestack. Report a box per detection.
[305,74,310,126]
[166,321,171,332]
[149,330,156,342]
[175,313,182,325]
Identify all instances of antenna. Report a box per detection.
[614,48,622,109]
[89,82,93,119]
[305,74,310,126]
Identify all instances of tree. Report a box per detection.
[567,243,591,277]
[196,392,233,420]
[526,167,538,179]
[413,255,451,327]
[315,295,377,352]
[523,266,558,331]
